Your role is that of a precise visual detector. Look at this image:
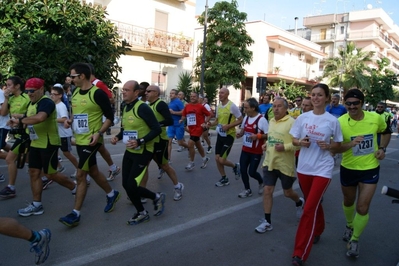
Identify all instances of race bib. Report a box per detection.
[217,124,227,137]
[351,134,374,156]
[187,113,196,126]
[73,114,89,134]
[123,130,140,150]
[27,125,38,140]
[243,132,253,148]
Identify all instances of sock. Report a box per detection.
[29,230,41,243]
[32,201,42,208]
[174,183,181,189]
[351,212,369,241]
[202,156,207,161]
[7,185,15,191]
[109,164,117,172]
[265,213,271,224]
[73,209,80,217]
[140,210,148,215]
[343,202,355,227]
[107,189,115,198]
[222,175,227,179]
[155,193,160,200]
[41,176,48,181]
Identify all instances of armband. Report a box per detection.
[257,133,262,140]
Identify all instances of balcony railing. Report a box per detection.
[310,33,335,42]
[111,20,192,57]
[348,30,393,46]
[393,62,399,70]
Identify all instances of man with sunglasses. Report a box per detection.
[59,63,120,227]
[289,96,303,119]
[374,102,393,148]
[335,89,388,259]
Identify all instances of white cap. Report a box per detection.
[53,83,63,88]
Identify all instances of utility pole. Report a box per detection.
[200,0,208,96]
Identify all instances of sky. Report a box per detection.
[195,0,399,30]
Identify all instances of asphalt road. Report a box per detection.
[1,129,399,266]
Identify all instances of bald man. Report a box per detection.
[141,85,184,201]
[208,87,243,187]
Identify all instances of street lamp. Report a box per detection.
[200,0,208,96]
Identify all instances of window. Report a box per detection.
[340,26,345,34]
[155,10,168,32]
[320,29,326,40]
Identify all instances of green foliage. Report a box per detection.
[365,58,398,106]
[176,71,193,102]
[203,83,218,106]
[194,0,254,89]
[0,0,128,88]
[323,42,373,94]
[267,79,307,102]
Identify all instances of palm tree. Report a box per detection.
[176,71,193,102]
[323,42,374,94]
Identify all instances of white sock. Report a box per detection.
[32,201,42,207]
[73,209,80,216]
[107,189,115,198]
[109,164,117,171]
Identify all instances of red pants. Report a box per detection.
[292,173,331,262]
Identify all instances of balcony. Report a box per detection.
[348,30,393,49]
[388,44,399,60]
[310,33,336,42]
[111,20,193,58]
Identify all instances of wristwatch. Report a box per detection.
[379,147,386,152]
[139,138,145,145]
[97,131,104,137]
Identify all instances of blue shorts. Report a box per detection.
[167,125,185,140]
[340,165,380,186]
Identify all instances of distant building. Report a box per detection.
[302,8,399,75]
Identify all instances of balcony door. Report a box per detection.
[155,10,168,32]
[320,28,326,40]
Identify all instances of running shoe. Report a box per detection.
[177,146,185,152]
[70,170,77,179]
[200,157,210,169]
[296,197,305,220]
[127,211,150,225]
[58,156,62,162]
[42,179,53,190]
[233,163,241,180]
[141,197,147,204]
[107,166,121,181]
[206,146,212,154]
[30,228,51,265]
[185,162,195,171]
[57,166,65,173]
[173,183,184,201]
[18,203,44,217]
[215,177,230,187]
[238,189,252,198]
[59,211,80,227]
[104,190,120,213]
[255,219,273,233]
[157,168,165,179]
[342,225,353,242]
[153,192,166,216]
[346,240,359,258]
[0,186,16,199]
[0,173,5,183]
[291,256,303,266]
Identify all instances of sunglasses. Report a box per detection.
[70,74,81,79]
[146,90,155,93]
[345,101,361,106]
[25,89,37,94]
[295,99,301,102]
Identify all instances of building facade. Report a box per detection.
[86,0,197,98]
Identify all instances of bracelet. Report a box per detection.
[257,133,262,140]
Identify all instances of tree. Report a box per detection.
[323,42,373,94]
[0,0,128,88]
[267,79,307,102]
[366,57,397,106]
[176,71,193,102]
[194,0,254,89]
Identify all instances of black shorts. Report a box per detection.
[262,166,296,189]
[60,137,73,152]
[11,134,31,155]
[215,135,234,159]
[153,139,168,165]
[76,143,102,172]
[340,165,380,186]
[29,145,59,174]
[189,136,200,142]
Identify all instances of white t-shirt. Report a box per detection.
[56,102,73,137]
[0,90,10,129]
[290,111,343,178]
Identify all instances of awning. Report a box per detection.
[386,100,399,107]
